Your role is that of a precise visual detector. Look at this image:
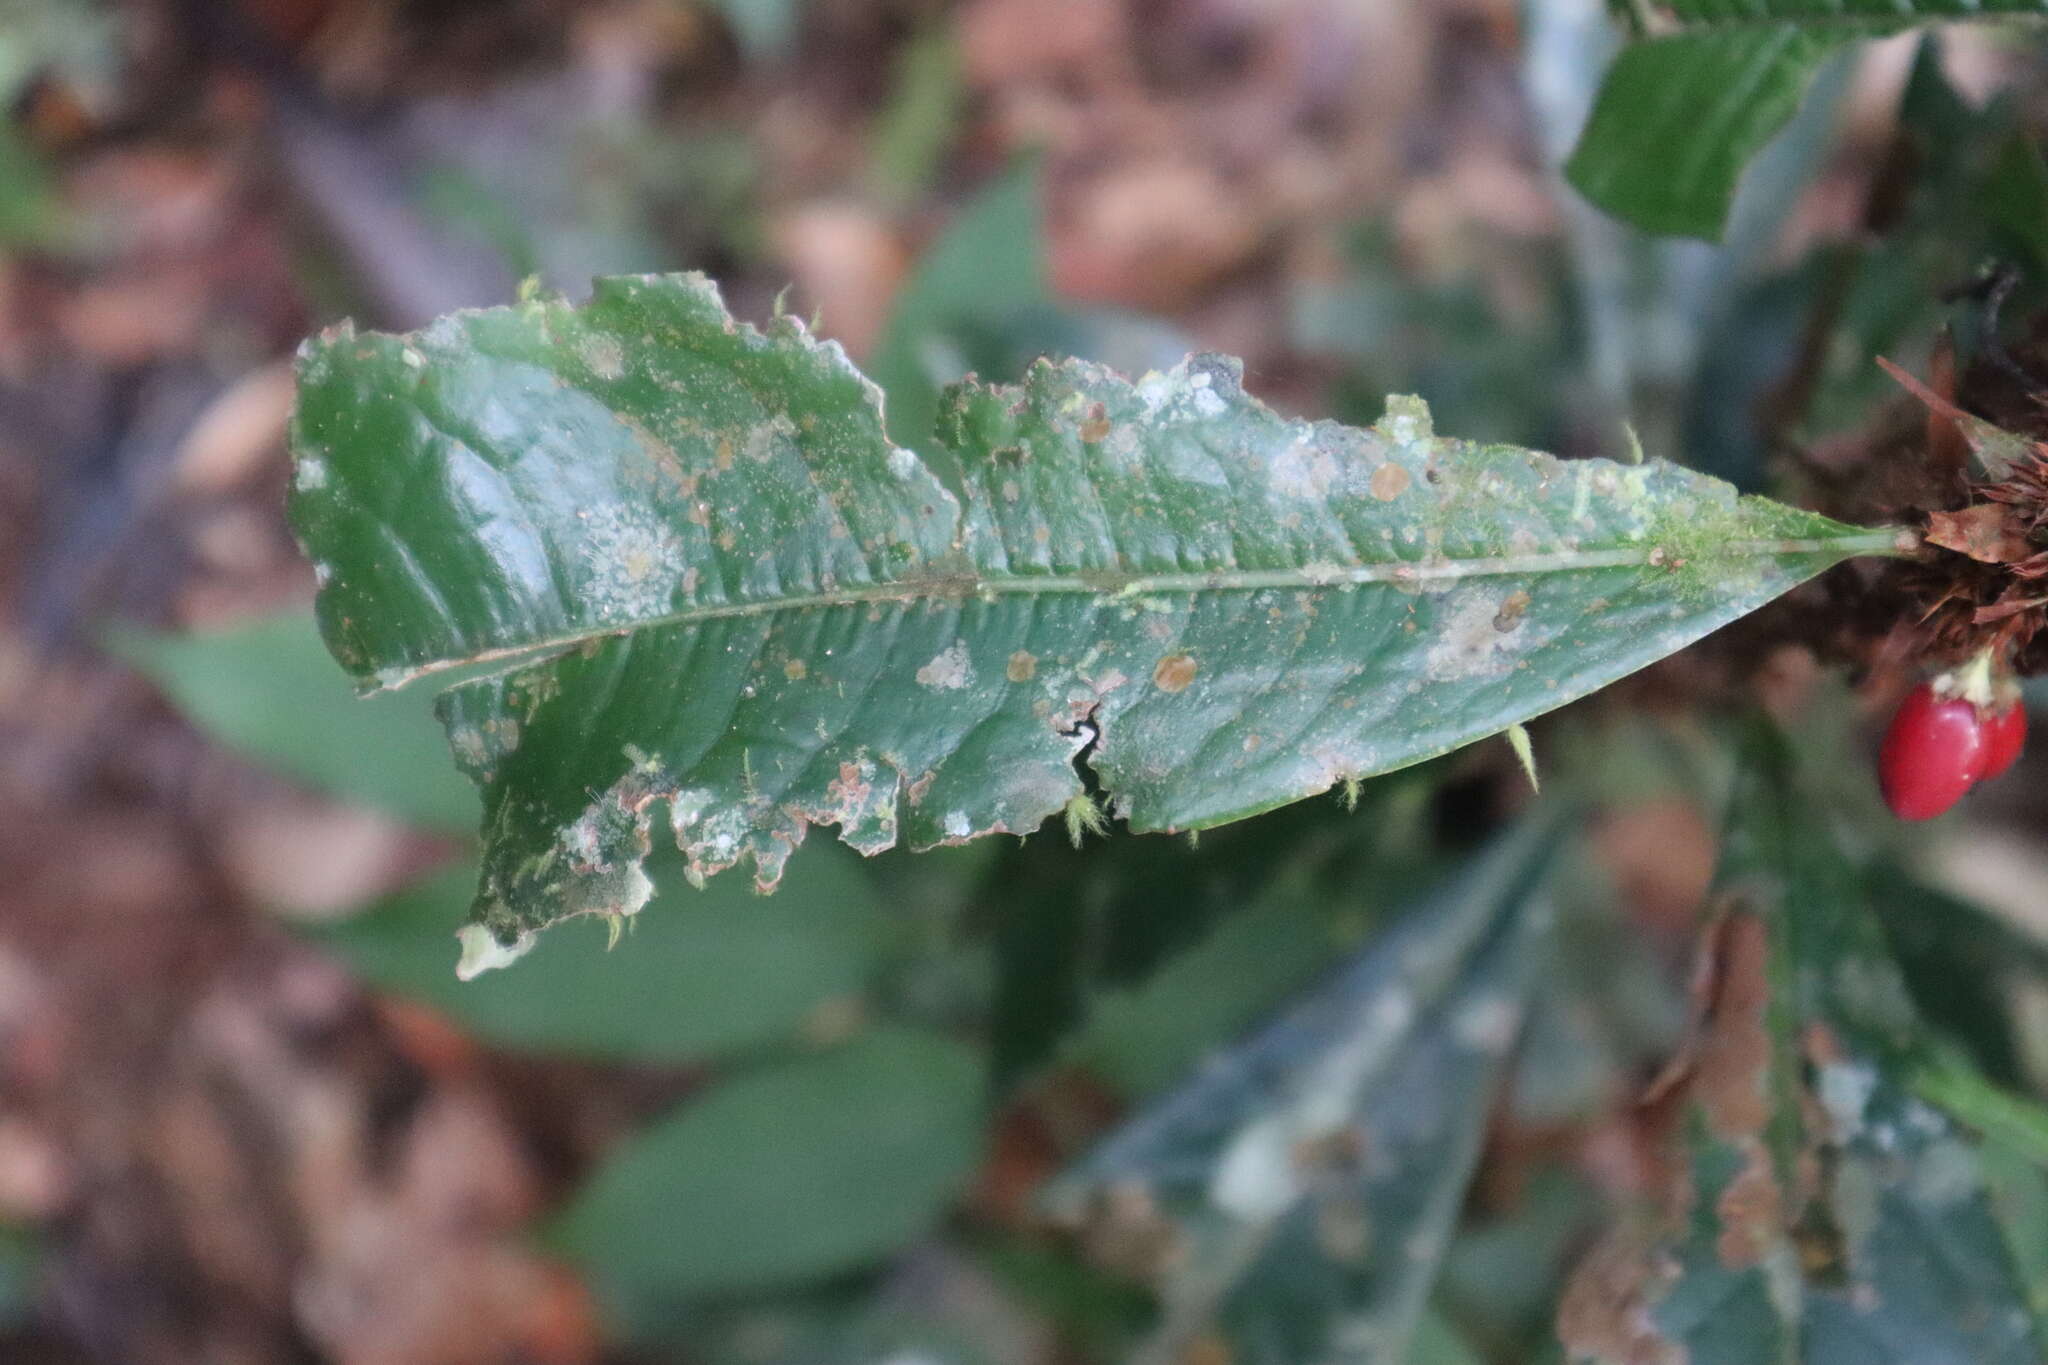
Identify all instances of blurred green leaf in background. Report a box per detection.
[114,613,479,833]
[0,1224,40,1334]
[1568,0,2048,239]
[317,846,889,1065]
[551,1025,985,1323]
[1557,727,2044,1364]
[88,6,2048,1352]
[1045,817,1563,1365]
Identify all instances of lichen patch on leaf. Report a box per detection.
[915,640,975,690]
[580,506,688,621]
[1423,587,1548,682]
[581,332,625,380]
[1270,438,1341,500]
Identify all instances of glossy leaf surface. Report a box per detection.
[287,272,1890,958]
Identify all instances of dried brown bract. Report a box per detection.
[1867,357,2048,674]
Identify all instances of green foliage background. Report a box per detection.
[98,8,2048,1364]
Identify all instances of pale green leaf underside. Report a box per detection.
[287,272,1890,956]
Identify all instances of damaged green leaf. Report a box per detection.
[1557,726,2043,1365]
[287,272,1893,963]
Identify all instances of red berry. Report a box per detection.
[1980,701,2028,781]
[1880,683,1987,820]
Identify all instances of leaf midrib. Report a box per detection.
[370,530,1901,693]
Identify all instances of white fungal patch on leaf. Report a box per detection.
[580,505,687,621]
[1270,438,1339,500]
[666,786,716,832]
[294,456,328,491]
[449,724,491,771]
[1424,587,1545,682]
[1102,424,1143,469]
[1816,1061,1879,1138]
[582,333,625,380]
[1210,1115,1299,1219]
[1134,369,1176,415]
[819,756,884,825]
[743,413,800,464]
[562,790,633,867]
[915,640,975,691]
[1909,1137,1980,1209]
[1451,993,1522,1052]
[681,804,754,875]
[1300,989,1413,1132]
